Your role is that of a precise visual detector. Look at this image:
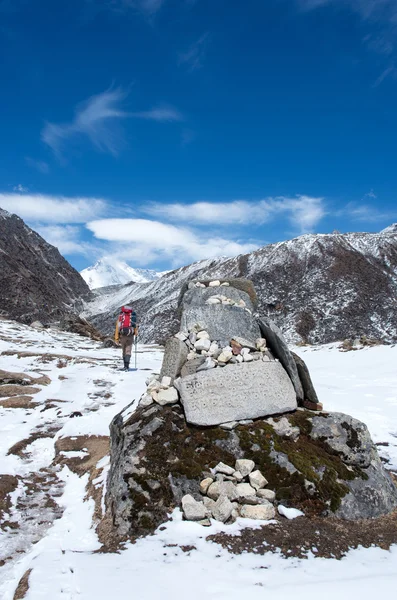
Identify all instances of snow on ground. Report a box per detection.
[0,320,396,599]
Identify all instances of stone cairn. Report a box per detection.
[183,459,276,525]
[135,278,318,524]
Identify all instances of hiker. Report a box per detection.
[114,305,137,371]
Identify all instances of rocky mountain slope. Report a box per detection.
[0,207,90,324]
[80,258,161,290]
[82,228,397,345]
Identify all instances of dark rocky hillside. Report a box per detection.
[83,228,397,345]
[0,207,90,325]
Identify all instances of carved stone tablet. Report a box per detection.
[178,361,297,426]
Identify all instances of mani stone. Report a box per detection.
[178,361,297,427]
[258,318,304,401]
[159,337,189,384]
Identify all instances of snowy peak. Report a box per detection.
[381,223,397,234]
[0,207,12,219]
[80,258,161,290]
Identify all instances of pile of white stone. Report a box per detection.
[187,279,253,314]
[181,459,277,525]
[175,326,271,371]
[138,374,179,408]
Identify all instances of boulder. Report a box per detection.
[182,495,206,521]
[178,361,297,426]
[159,337,189,383]
[240,503,276,520]
[212,495,234,522]
[291,351,319,404]
[106,404,397,539]
[258,318,304,401]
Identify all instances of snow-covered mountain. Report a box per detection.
[82,227,397,345]
[80,258,161,290]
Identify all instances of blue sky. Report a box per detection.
[1,0,397,272]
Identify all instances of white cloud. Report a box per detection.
[41,87,182,159]
[86,218,258,266]
[178,33,210,71]
[25,157,50,174]
[145,195,325,232]
[0,193,108,223]
[34,224,94,256]
[12,184,29,193]
[341,202,396,223]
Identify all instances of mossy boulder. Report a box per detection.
[106,404,397,540]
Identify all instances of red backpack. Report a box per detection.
[119,306,137,336]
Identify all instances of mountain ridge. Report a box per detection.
[82,228,397,345]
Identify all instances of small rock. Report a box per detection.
[214,462,235,476]
[209,280,221,287]
[195,282,206,288]
[240,502,275,520]
[236,483,256,499]
[187,351,197,361]
[206,297,221,305]
[175,332,188,341]
[147,379,160,392]
[249,470,268,491]
[196,330,210,340]
[189,332,197,344]
[217,350,233,363]
[139,393,153,408]
[242,353,254,362]
[256,337,267,350]
[198,518,212,527]
[208,342,219,355]
[219,421,239,430]
[257,489,276,502]
[232,470,244,482]
[200,477,214,494]
[212,495,234,523]
[207,481,238,502]
[181,495,207,521]
[303,399,324,411]
[196,357,217,372]
[235,459,255,477]
[160,376,172,388]
[220,282,230,286]
[194,338,211,352]
[155,387,179,406]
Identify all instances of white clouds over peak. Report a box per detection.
[86,218,258,266]
[145,195,325,232]
[0,193,108,223]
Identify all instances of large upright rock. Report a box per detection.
[180,285,260,347]
[176,361,297,426]
[159,337,189,383]
[258,318,304,400]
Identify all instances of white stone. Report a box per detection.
[155,387,179,406]
[278,505,305,519]
[187,351,197,361]
[214,462,235,476]
[194,338,211,352]
[236,355,243,363]
[207,481,239,502]
[240,502,276,520]
[249,470,268,490]
[256,337,267,349]
[181,495,207,521]
[235,459,255,477]
[219,421,238,430]
[217,350,233,363]
[243,353,254,362]
[139,393,153,408]
[208,342,219,355]
[195,282,206,288]
[196,357,217,372]
[147,379,160,392]
[233,470,244,482]
[236,483,256,499]
[220,282,230,286]
[209,280,221,287]
[200,477,214,494]
[175,332,188,341]
[257,489,276,502]
[160,375,172,388]
[212,495,234,523]
[206,297,221,305]
[196,330,210,340]
[241,347,250,357]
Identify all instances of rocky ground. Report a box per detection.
[1,318,397,599]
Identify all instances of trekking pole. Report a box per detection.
[134,334,138,370]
